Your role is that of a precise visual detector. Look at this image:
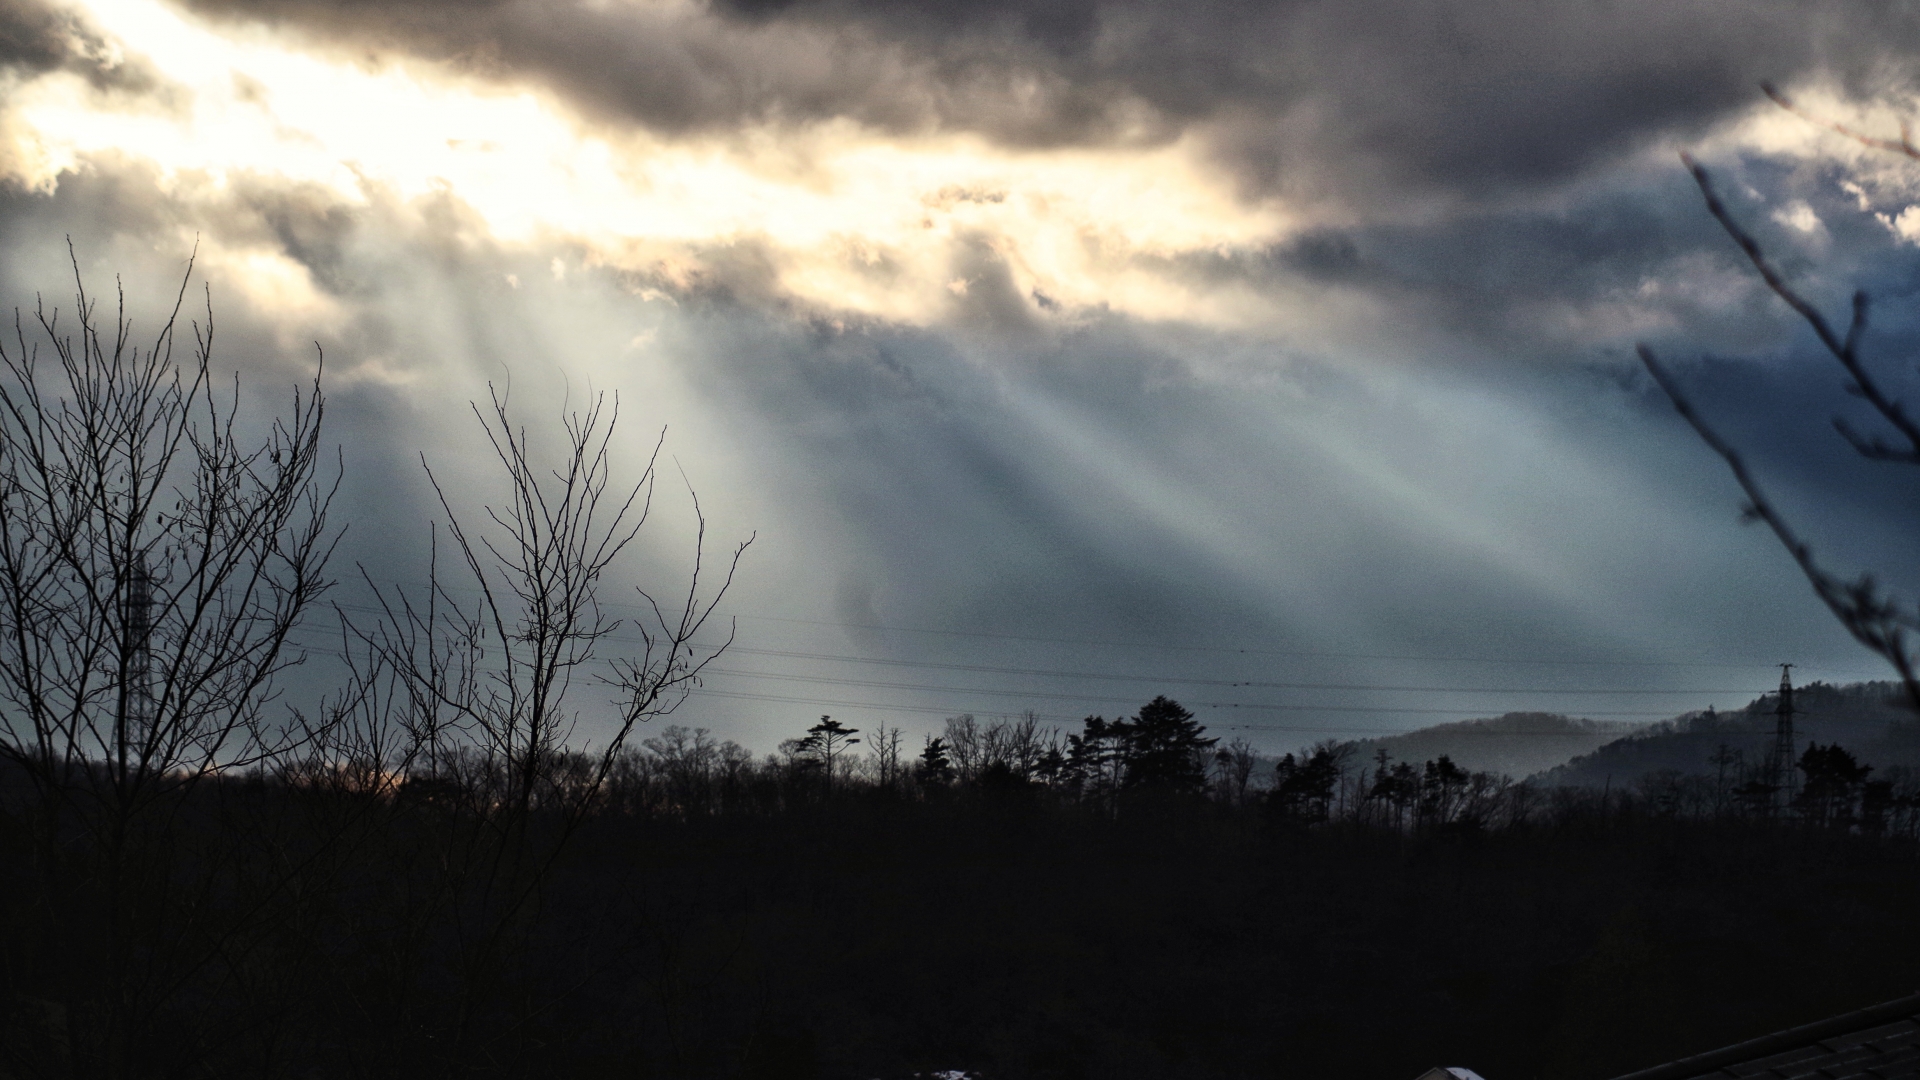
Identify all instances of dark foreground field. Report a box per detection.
[550,802,1920,1080]
[11,779,1908,1080]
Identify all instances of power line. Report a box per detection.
[314,585,1879,675]
[688,687,1662,735]
[686,684,1688,720]
[282,621,1775,708]
[303,601,1782,699]
[282,613,1833,718]
[276,630,1920,742]
[723,613,1854,672]
[699,665,1766,705]
[701,651,1767,695]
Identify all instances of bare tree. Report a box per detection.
[0,247,341,1076]
[1213,737,1258,807]
[350,384,748,1062]
[1641,90,1920,715]
[866,719,904,790]
[643,723,721,816]
[1001,711,1045,780]
[943,713,983,783]
[798,715,859,794]
[362,386,747,813]
[366,387,744,813]
[0,247,337,800]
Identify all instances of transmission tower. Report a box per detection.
[124,557,154,746]
[1767,663,1798,815]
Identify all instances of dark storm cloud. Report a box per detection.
[0,0,168,93]
[220,179,365,298]
[176,0,1919,207]
[174,0,1140,145]
[0,0,77,73]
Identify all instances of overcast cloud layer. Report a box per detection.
[166,0,1920,207]
[4,0,1920,753]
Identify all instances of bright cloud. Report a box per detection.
[4,0,1299,328]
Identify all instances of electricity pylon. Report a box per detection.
[1767,663,1798,815]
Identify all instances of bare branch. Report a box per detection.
[1684,154,1920,463]
[1763,82,1920,161]
[1639,345,1920,715]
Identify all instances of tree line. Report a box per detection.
[577,699,1920,842]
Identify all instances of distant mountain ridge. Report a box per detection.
[1535,680,1920,788]
[1338,712,1645,781]
[1328,682,1920,788]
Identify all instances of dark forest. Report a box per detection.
[6,691,1920,1079]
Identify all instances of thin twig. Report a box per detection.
[1763,82,1920,161]
[1683,153,1920,462]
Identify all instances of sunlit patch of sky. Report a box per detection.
[7,0,1301,330]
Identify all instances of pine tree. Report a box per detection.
[916,735,954,785]
[1271,746,1344,824]
[796,716,859,794]
[1794,742,1872,829]
[1113,696,1216,795]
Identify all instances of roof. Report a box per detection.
[1605,992,1920,1080]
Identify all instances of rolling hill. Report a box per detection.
[1535,680,1920,787]
[1338,713,1646,780]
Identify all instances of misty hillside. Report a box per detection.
[1338,712,1645,779]
[1537,681,1920,788]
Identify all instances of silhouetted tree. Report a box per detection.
[867,720,905,790]
[916,734,954,786]
[0,249,343,1077]
[641,724,725,816]
[1420,755,1470,825]
[1733,776,1779,819]
[1710,743,1744,817]
[349,381,748,1067]
[796,715,859,794]
[1213,737,1258,806]
[1113,696,1216,796]
[1861,778,1896,835]
[1795,742,1872,829]
[1271,746,1343,825]
[943,713,983,784]
[1065,715,1123,808]
[1368,754,1421,830]
[1034,744,1069,788]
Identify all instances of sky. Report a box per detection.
[5,0,1920,756]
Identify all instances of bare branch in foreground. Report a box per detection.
[1638,344,1920,715]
